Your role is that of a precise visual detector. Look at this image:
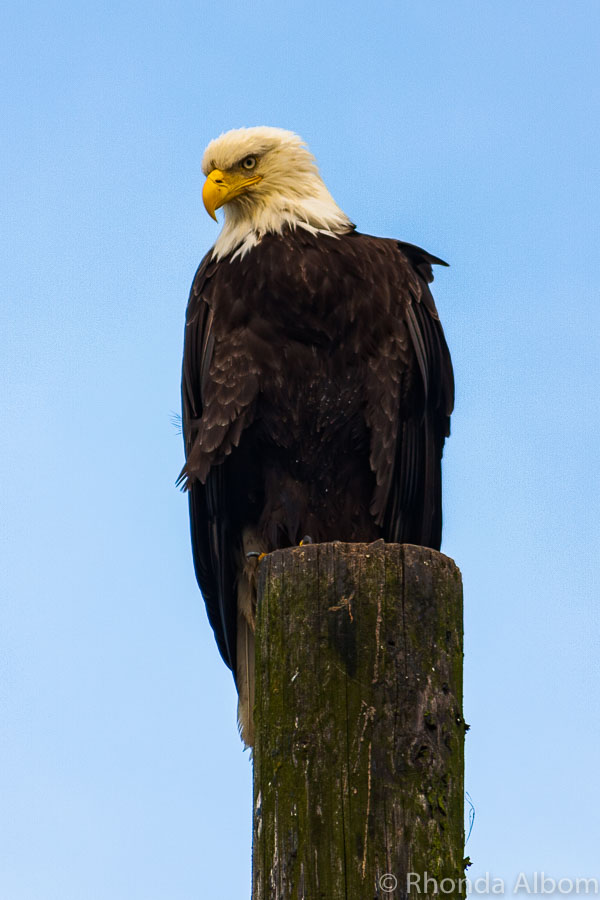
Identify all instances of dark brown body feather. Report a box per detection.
[180,229,453,673]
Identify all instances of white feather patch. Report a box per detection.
[201,126,354,261]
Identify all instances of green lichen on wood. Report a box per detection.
[252,542,465,900]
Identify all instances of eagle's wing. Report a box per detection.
[367,240,454,550]
[180,253,259,672]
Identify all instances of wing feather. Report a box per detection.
[367,239,453,550]
[180,253,255,672]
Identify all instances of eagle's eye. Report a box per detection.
[241,156,257,170]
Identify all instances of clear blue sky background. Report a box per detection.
[1,1,598,897]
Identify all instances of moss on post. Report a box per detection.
[252,541,465,900]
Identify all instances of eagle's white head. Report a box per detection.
[201,126,354,260]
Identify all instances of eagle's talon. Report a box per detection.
[246,550,267,562]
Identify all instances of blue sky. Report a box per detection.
[1,1,598,897]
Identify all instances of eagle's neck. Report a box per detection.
[212,180,354,261]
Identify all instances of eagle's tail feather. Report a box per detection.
[236,528,265,748]
[236,612,255,748]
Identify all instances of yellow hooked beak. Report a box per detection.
[202,168,262,221]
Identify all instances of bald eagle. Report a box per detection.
[180,127,453,745]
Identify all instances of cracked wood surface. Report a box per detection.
[252,541,465,900]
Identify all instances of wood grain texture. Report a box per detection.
[252,541,465,900]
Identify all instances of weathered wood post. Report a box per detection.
[252,541,465,900]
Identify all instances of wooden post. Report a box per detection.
[252,541,465,900]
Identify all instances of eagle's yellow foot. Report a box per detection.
[299,535,314,546]
[246,550,267,562]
